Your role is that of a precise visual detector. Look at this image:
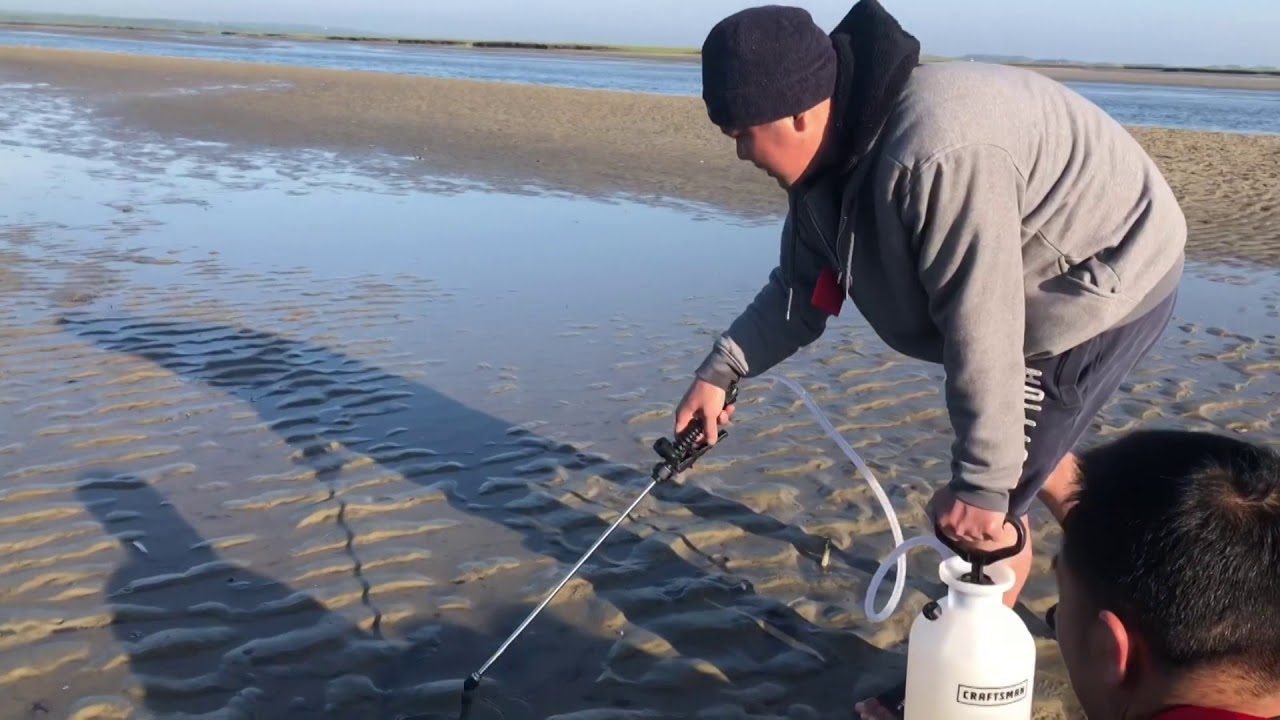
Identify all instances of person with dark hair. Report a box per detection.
[678,0,1185,618]
[856,429,1280,719]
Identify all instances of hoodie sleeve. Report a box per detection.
[695,213,832,390]
[900,145,1028,515]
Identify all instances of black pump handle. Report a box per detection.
[933,513,1027,566]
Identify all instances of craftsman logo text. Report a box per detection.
[956,681,1029,707]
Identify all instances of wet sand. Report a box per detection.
[1,46,1279,720]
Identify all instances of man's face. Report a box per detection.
[722,110,824,189]
[1054,553,1137,720]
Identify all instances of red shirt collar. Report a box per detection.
[1157,708,1269,720]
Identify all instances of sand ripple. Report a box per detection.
[4,255,1276,720]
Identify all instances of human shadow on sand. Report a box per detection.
[74,471,631,719]
[62,311,908,717]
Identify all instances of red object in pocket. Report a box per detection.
[811,267,845,316]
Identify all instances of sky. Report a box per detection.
[1,0,1277,68]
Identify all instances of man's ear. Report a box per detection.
[1096,609,1135,688]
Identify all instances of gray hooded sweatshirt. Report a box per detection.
[696,59,1186,514]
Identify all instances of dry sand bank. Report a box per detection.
[2,45,1279,268]
[1,45,1280,720]
[1028,64,1280,92]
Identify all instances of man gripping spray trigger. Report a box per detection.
[676,0,1186,705]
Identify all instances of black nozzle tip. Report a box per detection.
[463,673,481,693]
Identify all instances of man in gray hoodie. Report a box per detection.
[677,0,1185,615]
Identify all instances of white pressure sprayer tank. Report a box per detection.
[759,375,1038,718]
[902,518,1037,719]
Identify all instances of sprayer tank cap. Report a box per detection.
[939,555,1016,595]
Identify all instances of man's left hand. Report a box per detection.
[928,486,1006,547]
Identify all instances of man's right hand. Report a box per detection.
[674,378,736,445]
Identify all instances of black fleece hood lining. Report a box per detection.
[828,0,922,175]
[784,0,922,309]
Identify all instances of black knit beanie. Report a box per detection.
[701,5,838,129]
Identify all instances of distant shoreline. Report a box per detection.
[0,20,704,60]
[3,19,1280,92]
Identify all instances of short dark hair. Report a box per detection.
[1062,429,1280,691]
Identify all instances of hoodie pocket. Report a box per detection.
[1058,255,1123,299]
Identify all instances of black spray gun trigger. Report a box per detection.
[651,383,738,483]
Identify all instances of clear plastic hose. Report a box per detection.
[762,374,953,623]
